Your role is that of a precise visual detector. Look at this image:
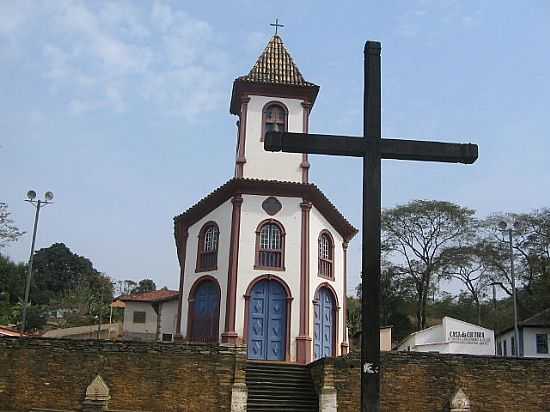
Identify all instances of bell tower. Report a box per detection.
[230,35,319,183]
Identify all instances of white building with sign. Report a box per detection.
[496,308,550,358]
[397,316,495,356]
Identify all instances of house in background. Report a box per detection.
[350,326,393,352]
[496,308,550,358]
[397,316,495,356]
[116,290,179,342]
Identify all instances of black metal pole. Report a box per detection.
[21,200,41,333]
[362,40,382,412]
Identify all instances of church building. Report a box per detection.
[173,35,357,364]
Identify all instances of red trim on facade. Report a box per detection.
[230,80,319,115]
[342,241,349,355]
[186,275,222,343]
[317,229,335,280]
[221,195,243,344]
[195,221,219,273]
[301,102,312,184]
[235,97,250,178]
[175,224,188,338]
[297,201,312,364]
[174,178,358,242]
[243,274,293,361]
[254,218,286,271]
[313,283,340,357]
[260,100,289,142]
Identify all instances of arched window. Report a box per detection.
[196,222,219,272]
[318,231,334,279]
[262,103,287,141]
[255,220,285,270]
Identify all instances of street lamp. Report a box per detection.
[21,190,54,333]
[498,218,521,357]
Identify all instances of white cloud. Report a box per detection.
[1,0,232,118]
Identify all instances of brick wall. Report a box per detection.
[310,351,550,411]
[0,337,245,412]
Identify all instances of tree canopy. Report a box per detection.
[0,203,24,249]
[382,200,476,330]
[131,279,156,294]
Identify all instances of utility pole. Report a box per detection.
[498,219,521,357]
[21,190,54,334]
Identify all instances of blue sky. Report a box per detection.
[2,1,549,295]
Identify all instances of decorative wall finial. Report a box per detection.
[450,388,471,412]
[85,375,111,402]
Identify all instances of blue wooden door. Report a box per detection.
[190,280,220,342]
[314,288,335,359]
[248,280,287,360]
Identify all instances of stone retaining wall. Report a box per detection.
[309,351,550,411]
[3,337,550,411]
[0,337,246,412]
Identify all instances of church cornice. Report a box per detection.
[230,80,319,115]
[173,178,358,241]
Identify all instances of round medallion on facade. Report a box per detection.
[262,197,282,216]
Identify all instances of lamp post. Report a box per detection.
[21,190,54,333]
[498,218,521,357]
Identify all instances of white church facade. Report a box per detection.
[173,35,357,364]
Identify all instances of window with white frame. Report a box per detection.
[318,232,334,279]
[536,334,548,354]
[255,221,284,269]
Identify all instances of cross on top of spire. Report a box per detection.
[270,18,284,35]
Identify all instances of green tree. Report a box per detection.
[353,264,415,342]
[0,254,26,304]
[481,210,550,318]
[10,302,48,331]
[30,243,100,304]
[0,202,24,249]
[440,243,492,324]
[382,200,476,330]
[346,295,361,338]
[131,279,156,294]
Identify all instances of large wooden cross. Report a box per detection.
[265,41,478,411]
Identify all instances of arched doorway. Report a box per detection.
[247,278,288,360]
[314,286,337,359]
[187,277,220,343]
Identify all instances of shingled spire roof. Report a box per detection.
[238,35,316,87]
[230,35,319,114]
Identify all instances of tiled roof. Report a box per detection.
[520,308,550,327]
[498,307,550,335]
[117,290,179,303]
[0,326,24,337]
[174,178,358,241]
[238,35,317,87]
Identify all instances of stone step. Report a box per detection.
[246,361,318,412]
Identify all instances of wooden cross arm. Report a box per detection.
[265,131,478,164]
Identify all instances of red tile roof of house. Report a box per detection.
[0,326,25,337]
[116,290,179,303]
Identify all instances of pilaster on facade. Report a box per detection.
[297,200,312,364]
[300,101,312,184]
[235,97,250,178]
[341,240,349,355]
[175,225,189,339]
[222,194,244,345]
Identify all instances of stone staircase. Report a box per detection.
[246,361,319,411]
